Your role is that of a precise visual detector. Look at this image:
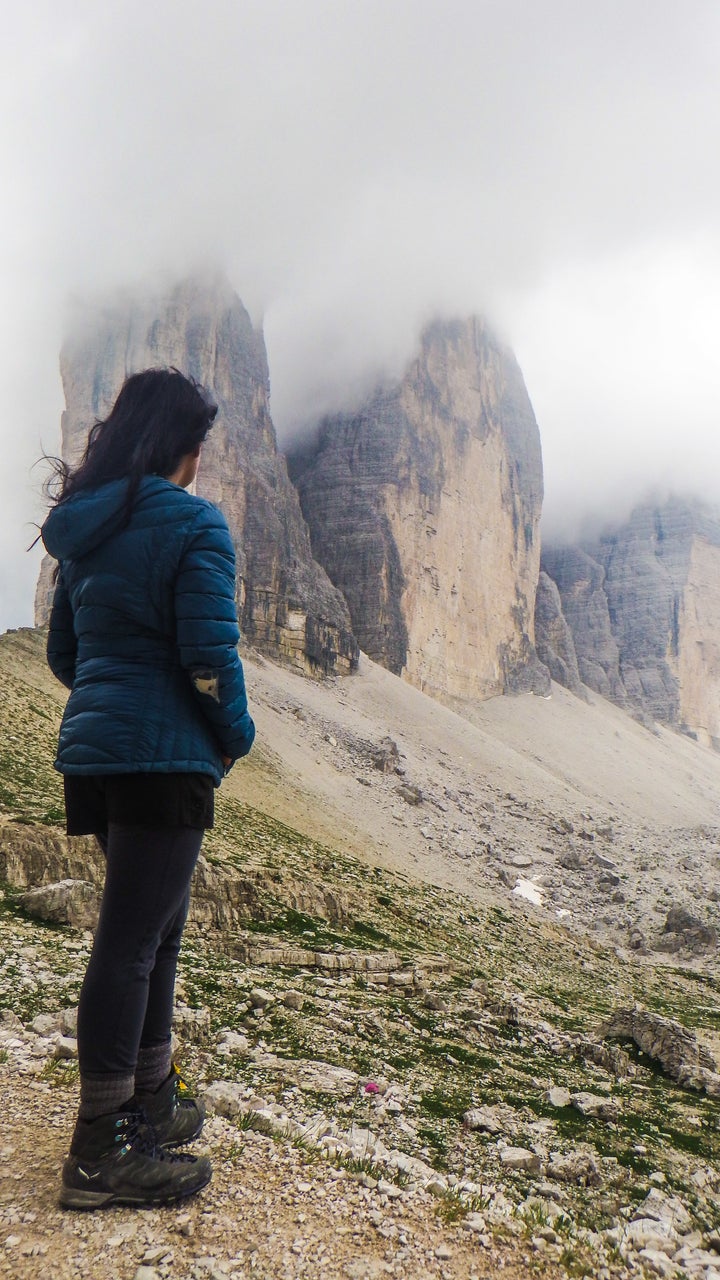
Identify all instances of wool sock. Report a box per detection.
[134,1042,173,1095]
[78,1071,136,1121]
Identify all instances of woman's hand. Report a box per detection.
[221,755,232,768]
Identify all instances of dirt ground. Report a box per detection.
[0,1070,562,1280]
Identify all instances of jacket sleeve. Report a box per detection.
[47,567,78,690]
[174,504,255,762]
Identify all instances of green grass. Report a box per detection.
[7,625,720,1272]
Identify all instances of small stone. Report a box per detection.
[59,1007,78,1036]
[193,1259,227,1278]
[632,1189,692,1233]
[423,993,448,1012]
[510,853,534,868]
[248,988,274,1009]
[500,1147,541,1173]
[216,1030,250,1056]
[283,991,305,1011]
[435,1244,453,1259]
[30,1013,59,1036]
[425,1177,448,1196]
[546,1086,571,1108]
[372,738,400,772]
[464,1213,487,1233]
[624,1218,678,1252]
[52,1035,78,1060]
[570,1091,620,1121]
[132,1269,161,1280]
[201,1081,246,1118]
[537,1227,558,1243]
[463,1106,503,1134]
[397,783,423,806]
[547,1150,601,1186]
[142,1246,172,1263]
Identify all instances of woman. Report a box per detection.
[41,368,255,1209]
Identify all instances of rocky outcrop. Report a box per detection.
[0,822,103,890]
[0,819,360,936]
[533,572,585,699]
[601,1008,720,1096]
[539,499,720,743]
[538,547,625,704]
[35,276,358,676]
[20,880,100,930]
[289,317,547,703]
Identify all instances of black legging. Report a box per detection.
[77,825,203,1075]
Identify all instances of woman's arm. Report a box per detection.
[175,504,255,763]
[47,567,78,690]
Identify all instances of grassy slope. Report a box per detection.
[3,626,720,1264]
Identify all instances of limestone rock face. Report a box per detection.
[539,499,720,743]
[533,571,585,699]
[539,546,624,704]
[35,277,358,676]
[289,317,547,702]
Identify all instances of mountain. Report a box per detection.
[289,316,548,703]
[35,277,358,676]
[40,275,720,747]
[539,497,720,744]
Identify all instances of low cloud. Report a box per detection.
[4,0,720,624]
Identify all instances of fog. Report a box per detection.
[4,0,720,626]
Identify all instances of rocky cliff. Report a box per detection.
[289,317,547,703]
[539,499,720,744]
[35,277,358,675]
[533,571,586,700]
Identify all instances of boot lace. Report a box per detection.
[115,1109,196,1163]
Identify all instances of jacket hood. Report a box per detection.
[42,476,170,561]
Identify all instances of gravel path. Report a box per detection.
[0,1071,560,1280]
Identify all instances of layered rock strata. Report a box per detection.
[289,317,547,703]
[533,572,585,700]
[35,277,358,675]
[539,499,720,744]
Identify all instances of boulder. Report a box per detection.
[19,879,99,929]
[660,905,717,954]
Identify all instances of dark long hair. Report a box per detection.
[45,368,218,514]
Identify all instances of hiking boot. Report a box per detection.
[59,1107,212,1210]
[135,1064,205,1147]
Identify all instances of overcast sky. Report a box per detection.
[4,0,720,630]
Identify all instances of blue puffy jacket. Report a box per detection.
[42,475,255,784]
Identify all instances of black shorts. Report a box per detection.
[63,773,215,836]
